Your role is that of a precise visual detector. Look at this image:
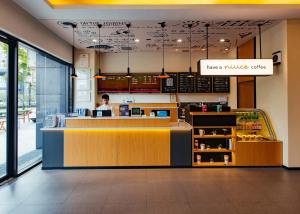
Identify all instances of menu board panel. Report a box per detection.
[213,76,230,93]
[178,73,195,93]
[161,73,178,93]
[97,75,129,93]
[195,74,212,93]
[129,74,160,93]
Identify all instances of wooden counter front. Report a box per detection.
[64,129,170,167]
[235,141,282,166]
[65,117,170,128]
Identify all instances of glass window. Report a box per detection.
[17,43,69,173]
[0,40,8,178]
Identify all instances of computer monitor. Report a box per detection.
[157,110,168,117]
[131,107,141,117]
[92,110,112,117]
[151,110,170,117]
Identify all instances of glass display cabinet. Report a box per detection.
[234,109,282,166]
[235,109,277,142]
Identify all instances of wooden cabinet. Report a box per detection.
[235,141,282,166]
[64,129,170,167]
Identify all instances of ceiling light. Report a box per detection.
[175,49,179,52]
[135,38,140,43]
[125,23,132,78]
[201,48,206,51]
[177,39,182,43]
[187,24,194,78]
[70,23,78,79]
[94,23,106,79]
[92,39,97,43]
[158,22,170,79]
[219,38,226,42]
[224,48,229,51]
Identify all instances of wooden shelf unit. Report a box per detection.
[194,135,232,139]
[193,162,233,167]
[186,111,237,167]
[193,149,232,153]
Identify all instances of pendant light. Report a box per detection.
[205,23,210,60]
[125,23,132,78]
[70,23,78,78]
[158,22,170,79]
[94,24,105,79]
[187,24,194,78]
[258,23,263,59]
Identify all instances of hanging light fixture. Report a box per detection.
[70,23,78,78]
[187,24,194,78]
[94,24,105,79]
[125,23,132,78]
[205,23,210,60]
[258,23,263,59]
[158,22,170,79]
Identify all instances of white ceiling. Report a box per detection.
[13,0,300,53]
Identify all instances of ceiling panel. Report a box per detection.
[41,19,277,53]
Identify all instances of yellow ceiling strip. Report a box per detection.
[47,0,300,8]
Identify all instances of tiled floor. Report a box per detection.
[1,166,300,214]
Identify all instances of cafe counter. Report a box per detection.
[41,117,192,169]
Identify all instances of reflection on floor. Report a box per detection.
[0,150,42,177]
[1,166,300,214]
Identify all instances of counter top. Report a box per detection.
[41,122,192,131]
[189,112,236,116]
[65,116,171,120]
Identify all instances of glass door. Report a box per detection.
[0,39,8,179]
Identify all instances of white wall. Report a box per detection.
[0,0,72,63]
[256,21,288,166]
[98,50,237,108]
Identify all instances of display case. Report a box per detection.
[235,109,277,142]
[234,109,282,166]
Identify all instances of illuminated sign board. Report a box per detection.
[200,59,273,76]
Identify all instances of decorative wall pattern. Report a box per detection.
[41,19,278,53]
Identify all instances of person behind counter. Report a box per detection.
[97,94,115,116]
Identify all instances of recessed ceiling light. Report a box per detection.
[224,48,229,51]
[177,39,182,43]
[175,49,179,52]
[219,38,226,42]
[201,48,206,51]
[135,39,140,43]
[92,39,97,43]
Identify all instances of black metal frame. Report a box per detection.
[0,29,72,182]
[0,36,10,182]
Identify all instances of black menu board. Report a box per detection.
[129,74,160,93]
[195,74,212,93]
[161,73,178,93]
[98,75,129,93]
[213,76,230,93]
[178,73,195,93]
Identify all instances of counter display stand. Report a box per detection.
[234,109,282,166]
[186,112,237,167]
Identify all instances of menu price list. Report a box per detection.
[161,73,178,93]
[178,73,195,93]
[213,76,230,93]
[129,74,161,93]
[97,75,129,93]
[195,75,212,93]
